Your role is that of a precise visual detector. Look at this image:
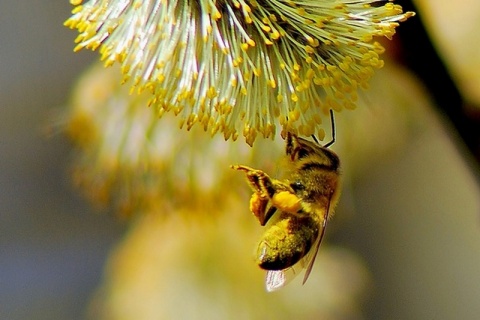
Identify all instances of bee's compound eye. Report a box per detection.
[290,181,304,192]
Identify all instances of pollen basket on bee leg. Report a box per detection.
[249,193,268,221]
[272,191,301,214]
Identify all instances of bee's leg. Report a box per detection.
[247,192,266,222]
[231,165,260,192]
[232,165,286,225]
[231,165,287,197]
[248,193,276,226]
[252,188,301,225]
[232,165,273,224]
[248,170,302,214]
[231,165,274,196]
[231,165,301,217]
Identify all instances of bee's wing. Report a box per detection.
[302,197,332,285]
[265,266,301,292]
[265,270,287,292]
[265,240,322,292]
[301,218,327,284]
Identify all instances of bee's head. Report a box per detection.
[285,132,339,171]
[286,132,321,160]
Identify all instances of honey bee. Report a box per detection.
[232,114,340,291]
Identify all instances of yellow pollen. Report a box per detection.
[261,24,271,32]
[207,87,217,99]
[212,9,222,20]
[270,30,280,40]
[64,0,414,145]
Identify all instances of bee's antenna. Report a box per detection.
[323,109,335,148]
[311,135,319,144]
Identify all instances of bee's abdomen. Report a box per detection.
[256,214,318,270]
